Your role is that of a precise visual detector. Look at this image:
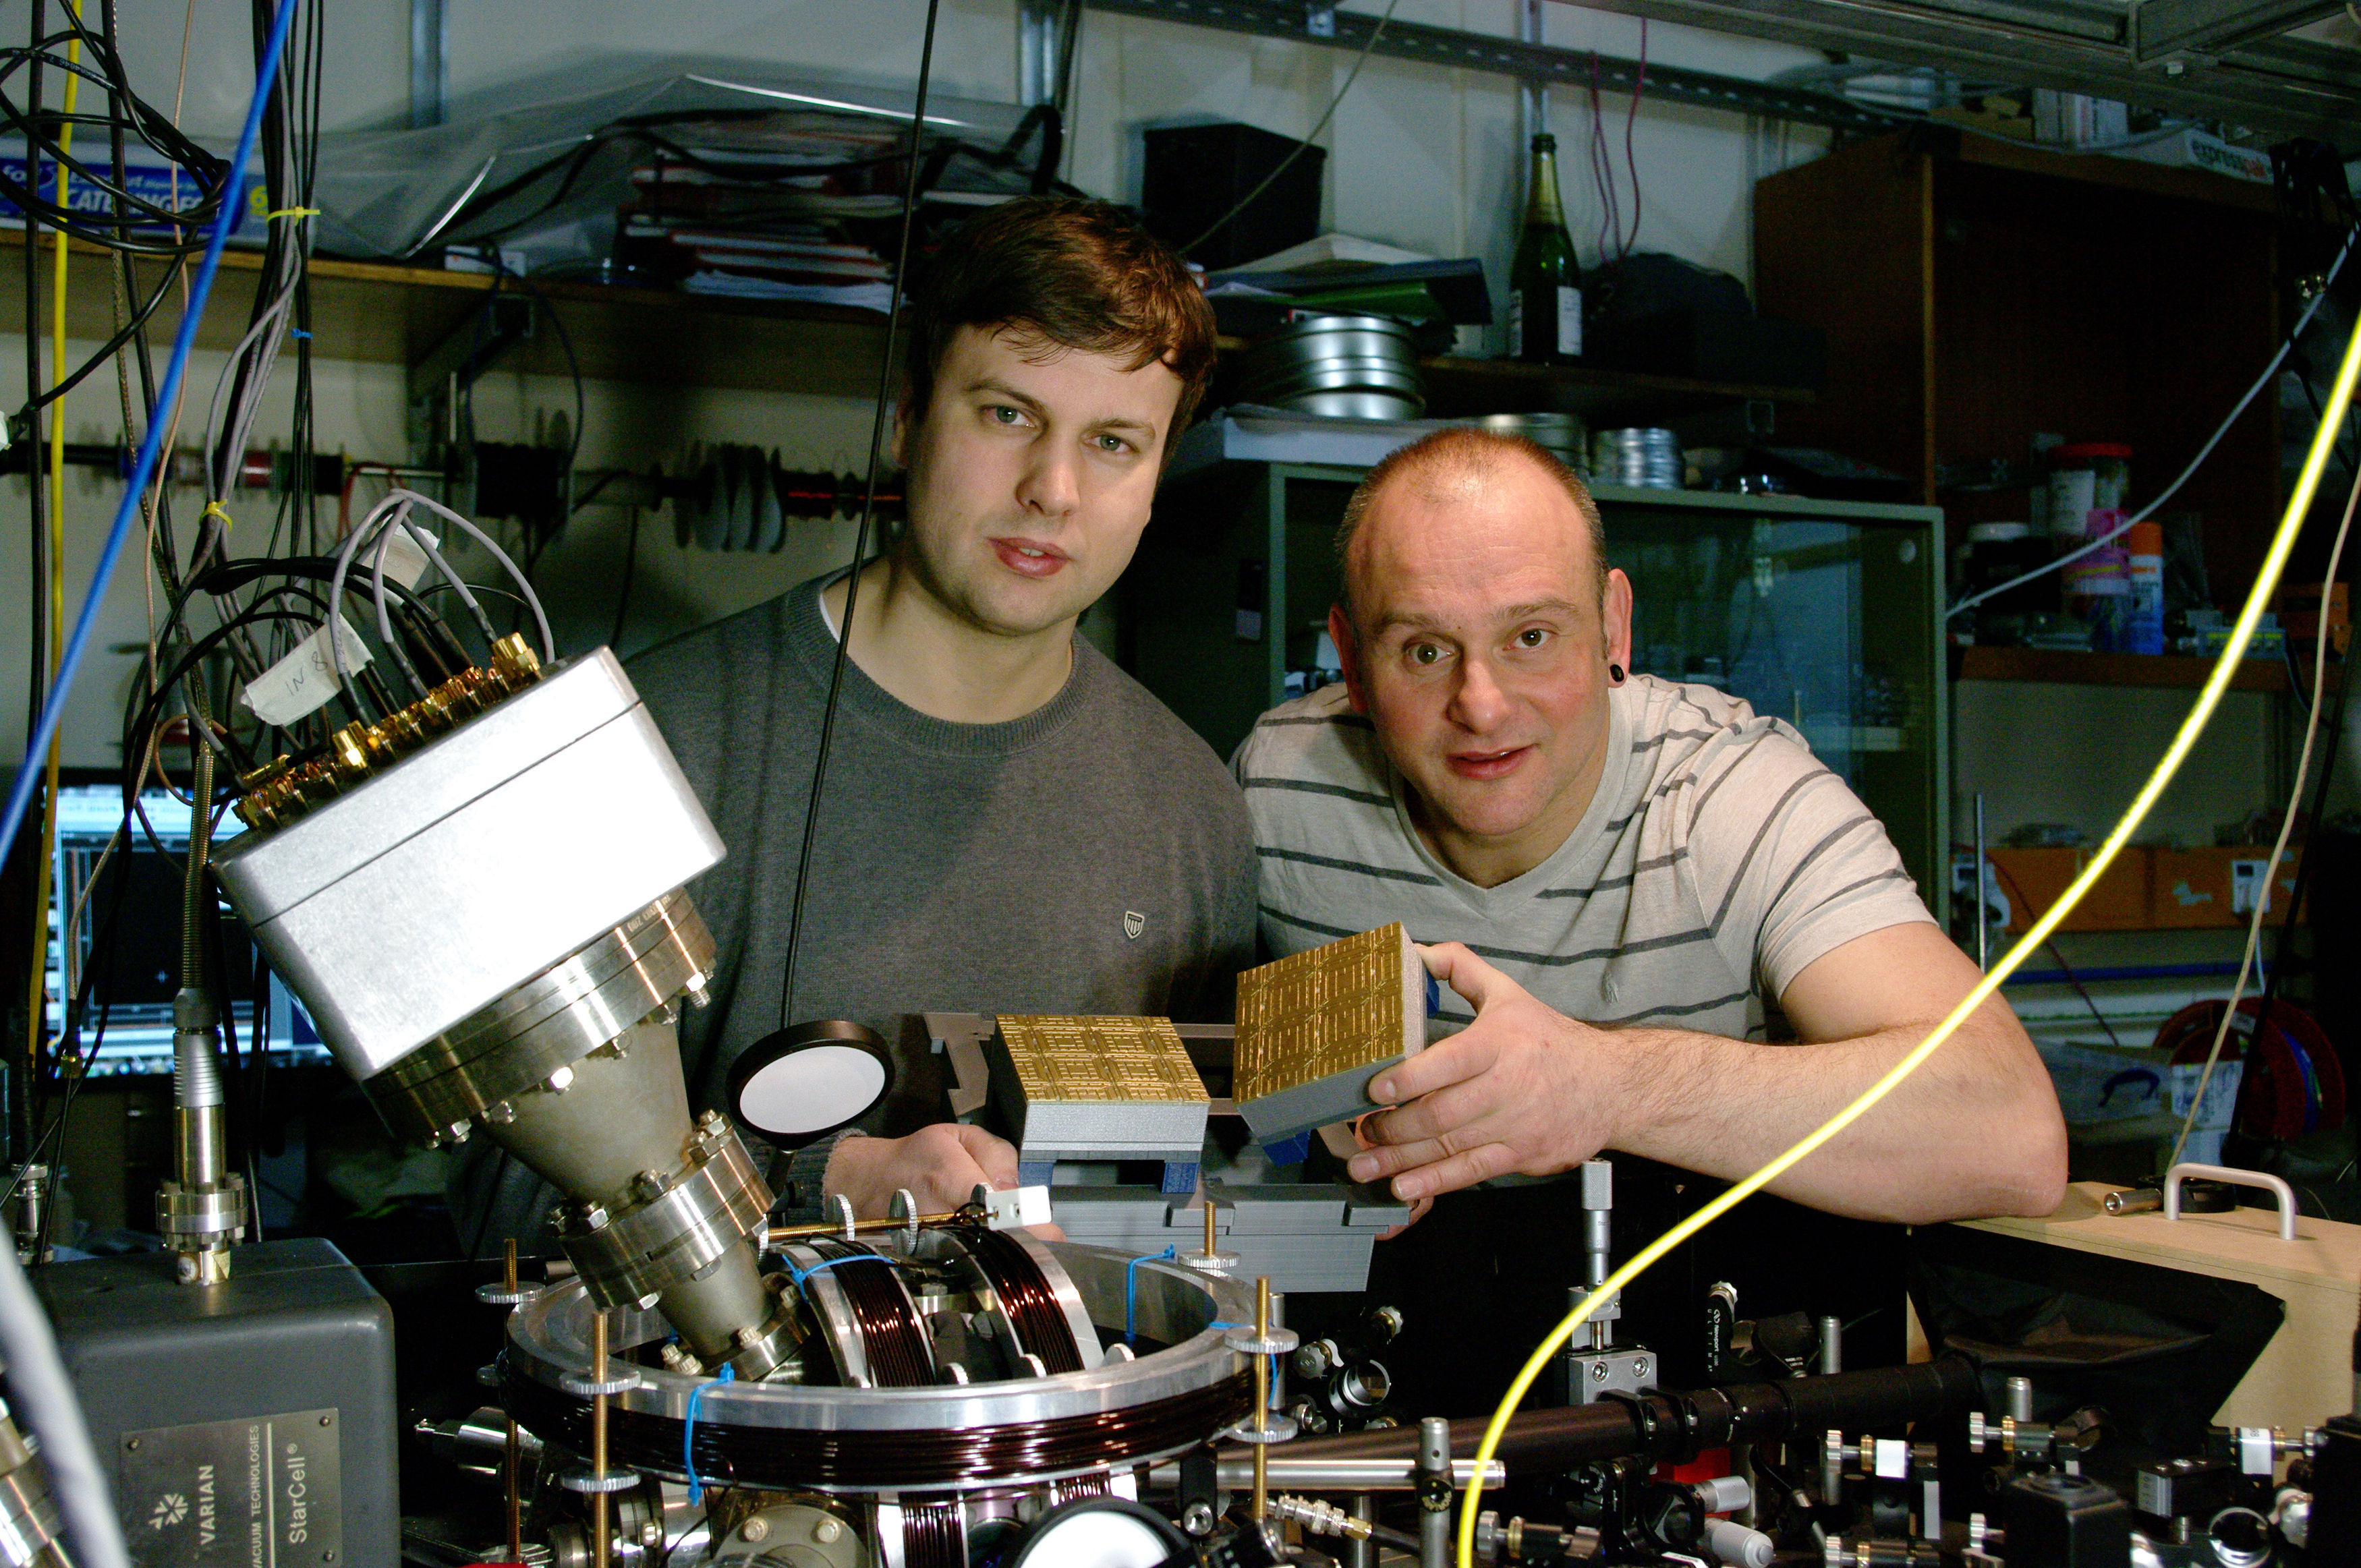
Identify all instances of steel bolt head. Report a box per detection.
[741,1515,770,1542]
[1182,1501,1217,1536]
[814,1518,843,1544]
[633,1170,669,1201]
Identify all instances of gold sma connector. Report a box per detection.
[233,633,544,832]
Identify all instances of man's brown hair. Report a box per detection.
[1334,428,1608,625]
[903,196,1218,443]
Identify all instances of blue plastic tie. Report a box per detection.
[785,1254,863,1289]
[683,1364,734,1503]
[289,327,311,339]
[1125,1247,1177,1345]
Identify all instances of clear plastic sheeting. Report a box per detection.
[310,59,1037,263]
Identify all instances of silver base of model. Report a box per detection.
[494,1236,1256,1564]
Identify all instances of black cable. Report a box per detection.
[14,252,187,417]
[2257,641,2349,1023]
[609,506,642,649]
[2256,357,2361,1026]
[769,0,944,1041]
[0,24,227,248]
[1983,856,2124,1051]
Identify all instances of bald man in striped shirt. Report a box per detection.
[1234,428,2066,1232]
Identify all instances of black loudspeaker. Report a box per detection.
[1141,121,1325,271]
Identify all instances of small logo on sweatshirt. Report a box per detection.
[1124,910,1145,940]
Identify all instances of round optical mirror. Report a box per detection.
[727,1020,894,1149]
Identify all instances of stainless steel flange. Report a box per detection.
[369,891,714,1145]
[557,1112,770,1311]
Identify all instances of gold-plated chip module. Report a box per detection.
[1233,923,1426,1143]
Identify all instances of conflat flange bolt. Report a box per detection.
[633,1169,669,1201]
[814,1518,842,1544]
[741,1517,770,1542]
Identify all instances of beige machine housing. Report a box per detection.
[1960,1182,2361,1432]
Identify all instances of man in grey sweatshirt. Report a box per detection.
[454,197,1255,1250]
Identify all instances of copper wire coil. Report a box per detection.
[810,1241,936,1388]
[956,1227,1083,1374]
[504,1370,1253,1492]
[900,1499,965,1568]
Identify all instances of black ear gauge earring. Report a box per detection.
[1608,663,1626,684]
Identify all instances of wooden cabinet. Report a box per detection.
[1755,129,2282,610]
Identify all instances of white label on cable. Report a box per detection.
[240,615,371,727]
[377,527,434,589]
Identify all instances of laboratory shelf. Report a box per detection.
[1952,645,2306,694]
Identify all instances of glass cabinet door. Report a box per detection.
[1602,486,1947,921]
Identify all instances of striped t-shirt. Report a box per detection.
[1232,675,1934,1041]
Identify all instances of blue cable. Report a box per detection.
[1124,1247,1176,1346]
[785,1254,864,1289]
[0,0,302,871]
[682,1364,734,1504]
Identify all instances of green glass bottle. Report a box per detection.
[1509,133,1583,364]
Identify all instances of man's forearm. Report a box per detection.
[1602,1008,2066,1224]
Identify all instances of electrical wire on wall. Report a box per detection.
[1456,255,2361,1568]
[1176,0,1406,259]
[0,0,486,1280]
[767,0,946,1055]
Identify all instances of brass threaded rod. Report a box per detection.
[504,1240,522,1562]
[1254,1277,1272,1522]
[591,1309,610,1568]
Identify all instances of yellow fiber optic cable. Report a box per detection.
[26,7,80,1093]
[1456,285,2361,1567]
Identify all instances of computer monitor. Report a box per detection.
[45,772,328,1078]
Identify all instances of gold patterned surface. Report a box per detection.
[1234,923,1411,1103]
[993,1015,1207,1105]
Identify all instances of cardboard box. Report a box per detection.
[2151,846,2298,930]
[1991,845,2298,933]
[1989,846,2149,933]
